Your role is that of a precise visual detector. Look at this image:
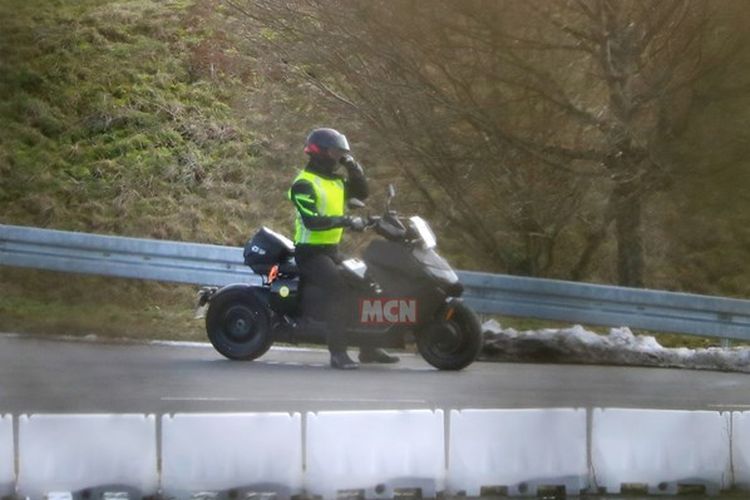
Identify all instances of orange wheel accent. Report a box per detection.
[445,307,455,321]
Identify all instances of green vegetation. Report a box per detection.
[0,0,375,342]
[0,0,277,339]
[0,0,276,241]
[0,269,203,341]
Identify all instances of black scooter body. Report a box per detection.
[202,189,483,370]
[265,238,462,349]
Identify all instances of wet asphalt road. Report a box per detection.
[1,333,749,415]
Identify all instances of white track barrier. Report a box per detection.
[305,410,445,499]
[0,415,13,496]
[447,408,588,496]
[3,408,744,496]
[592,408,731,495]
[17,414,158,498]
[733,412,750,489]
[161,413,303,498]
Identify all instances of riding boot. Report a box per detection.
[359,348,400,364]
[330,351,359,370]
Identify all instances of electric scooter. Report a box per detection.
[198,185,483,370]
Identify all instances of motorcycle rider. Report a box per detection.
[289,128,399,369]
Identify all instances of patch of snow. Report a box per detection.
[481,319,750,373]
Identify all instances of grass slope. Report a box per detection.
[0,0,276,340]
[0,0,270,240]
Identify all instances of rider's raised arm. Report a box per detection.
[342,157,368,201]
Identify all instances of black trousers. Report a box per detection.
[294,245,350,353]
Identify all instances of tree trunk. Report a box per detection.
[612,182,645,287]
[570,223,610,281]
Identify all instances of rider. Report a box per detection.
[288,128,399,369]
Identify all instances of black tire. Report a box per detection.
[417,301,483,370]
[205,289,273,361]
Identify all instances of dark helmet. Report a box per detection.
[304,128,350,155]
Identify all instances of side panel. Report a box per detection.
[351,287,445,327]
[363,240,426,282]
[270,278,301,316]
[210,283,271,307]
[364,240,459,300]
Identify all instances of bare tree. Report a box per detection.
[225,0,736,285]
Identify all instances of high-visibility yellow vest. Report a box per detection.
[288,169,345,245]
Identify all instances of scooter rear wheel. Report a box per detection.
[417,301,483,370]
[206,289,273,361]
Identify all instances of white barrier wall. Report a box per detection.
[17,414,158,499]
[733,412,750,489]
[161,413,303,498]
[448,408,588,496]
[592,408,731,495]
[0,415,13,496]
[305,410,445,499]
[4,408,748,496]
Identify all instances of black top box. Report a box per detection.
[243,227,295,274]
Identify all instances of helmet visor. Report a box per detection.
[333,133,350,152]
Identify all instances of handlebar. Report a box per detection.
[366,213,409,241]
[356,185,421,244]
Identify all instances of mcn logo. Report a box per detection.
[359,298,418,324]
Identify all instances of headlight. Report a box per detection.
[430,266,459,283]
[410,216,437,249]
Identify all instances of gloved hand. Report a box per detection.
[340,154,363,174]
[346,216,367,232]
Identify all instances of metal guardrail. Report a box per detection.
[2,223,749,341]
[460,271,750,341]
[0,223,260,287]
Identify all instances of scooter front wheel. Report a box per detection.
[417,301,483,370]
[205,289,273,361]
